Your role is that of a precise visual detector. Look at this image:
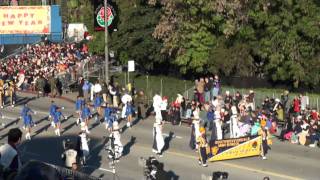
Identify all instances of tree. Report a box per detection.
[247,0,320,87]
[108,0,165,71]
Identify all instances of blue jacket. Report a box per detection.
[81,107,91,119]
[75,99,84,111]
[104,107,112,120]
[125,104,134,116]
[82,81,91,91]
[21,106,33,117]
[53,111,63,123]
[94,96,103,108]
[207,111,215,121]
[49,104,57,116]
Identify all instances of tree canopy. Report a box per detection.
[63,0,320,88]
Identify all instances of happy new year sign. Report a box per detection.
[0,6,51,34]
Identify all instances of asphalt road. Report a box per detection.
[0,92,319,180]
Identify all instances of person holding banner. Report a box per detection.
[260,124,271,160]
[197,127,208,167]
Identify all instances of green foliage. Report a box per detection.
[108,0,164,71]
[153,0,320,88]
[62,0,320,89]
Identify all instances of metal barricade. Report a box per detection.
[44,162,102,180]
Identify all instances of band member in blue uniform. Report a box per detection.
[20,103,36,140]
[93,94,103,122]
[81,104,91,133]
[125,102,134,128]
[104,103,113,131]
[53,107,66,136]
[75,96,85,125]
[49,101,57,127]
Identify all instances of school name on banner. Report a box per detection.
[215,137,251,148]
[208,136,261,162]
[0,6,51,34]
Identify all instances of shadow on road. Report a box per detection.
[1,118,20,131]
[15,96,37,106]
[62,122,77,134]
[163,131,174,153]
[122,136,136,157]
[131,117,142,127]
[166,170,179,180]
[19,135,108,178]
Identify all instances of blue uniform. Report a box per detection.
[104,107,113,128]
[21,106,34,127]
[81,106,91,121]
[75,99,84,111]
[53,111,63,124]
[125,103,133,116]
[49,104,57,117]
[94,96,103,109]
[104,107,112,121]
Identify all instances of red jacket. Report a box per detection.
[293,99,300,113]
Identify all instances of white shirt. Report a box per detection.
[160,100,167,111]
[153,94,162,110]
[93,83,102,93]
[64,149,77,168]
[121,94,132,104]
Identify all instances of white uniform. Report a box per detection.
[121,94,132,119]
[112,130,123,159]
[152,123,164,154]
[214,110,223,140]
[230,106,240,138]
[153,94,162,121]
[79,133,89,158]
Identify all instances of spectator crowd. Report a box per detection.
[161,75,320,150]
[0,42,91,97]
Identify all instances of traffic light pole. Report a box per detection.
[104,0,109,84]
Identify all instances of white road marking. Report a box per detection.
[163,133,183,139]
[1,116,18,120]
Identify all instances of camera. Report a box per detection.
[138,157,162,180]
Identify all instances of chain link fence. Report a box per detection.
[183,86,320,111]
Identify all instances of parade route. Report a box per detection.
[0,92,318,180]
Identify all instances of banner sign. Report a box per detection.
[0,6,51,34]
[128,60,135,72]
[94,0,116,31]
[208,136,261,162]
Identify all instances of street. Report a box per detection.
[0,92,319,180]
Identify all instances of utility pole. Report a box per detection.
[104,0,109,84]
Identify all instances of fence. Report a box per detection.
[183,86,320,111]
[44,162,102,180]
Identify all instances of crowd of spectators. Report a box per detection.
[164,75,320,148]
[0,42,90,96]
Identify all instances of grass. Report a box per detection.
[91,71,320,109]
[110,72,194,103]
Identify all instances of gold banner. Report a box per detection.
[0,6,50,34]
[209,136,262,162]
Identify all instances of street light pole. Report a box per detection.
[104,0,109,84]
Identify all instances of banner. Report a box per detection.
[93,0,116,31]
[208,136,261,162]
[0,6,51,34]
